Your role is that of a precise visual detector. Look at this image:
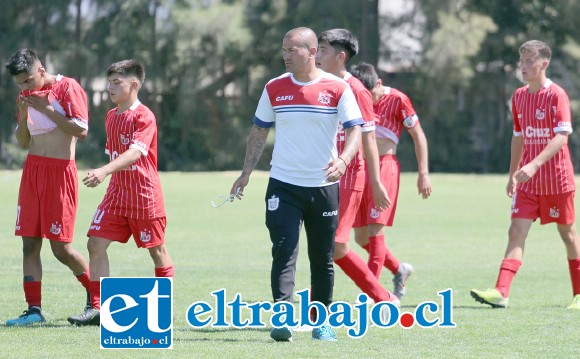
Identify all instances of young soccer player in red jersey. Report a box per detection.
[471,40,580,309]
[5,49,92,326]
[351,62,432,300]
[68,59,174,325]
[315,29,399,306]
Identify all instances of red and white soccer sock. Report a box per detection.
[365,235,387,279]
[495,258,522,298]
[568,257,580,296]
[23,281,41,308]
[155,266,174,277]
[335,250,394,302]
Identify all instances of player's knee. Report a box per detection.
[87,240,98,254]
[148,245,167,259]
[50,243,72,263]
[333,243,349,260]
[508,225,526,242]
[22,238,41,258]
[87,237,107,257]
[354,234,368,247]
[557,224,578,243]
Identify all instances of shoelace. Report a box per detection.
[20,309,39,318]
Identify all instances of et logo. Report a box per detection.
[100,277,173,349]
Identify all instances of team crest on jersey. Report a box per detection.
[370,208,380,219]
[403,114,418,128]
[120,133,131,145]
[50,222,63,235]
[549,207,560,218]
[535,108,545,120]
[140,229,152,243]
[318,92,331,105]
[268,195,279,211]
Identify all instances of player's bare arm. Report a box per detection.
[24,93,87,139]
[231,125,270,198]
[83,148,142,188]
[324,125,362,183]
[14,96,31,149]
[506,135,524,197]
[408,124,432,199]
[515,132,569,183]
[362,130,391,210]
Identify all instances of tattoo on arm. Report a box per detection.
[242,125,270,175]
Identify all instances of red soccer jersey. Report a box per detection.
[337,73,375,191]
[18,75,89,134]
[373,86,418,143]
[98,100,165,219]
[512,80,575,195]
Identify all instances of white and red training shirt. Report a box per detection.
[512,79,575,195]
[373,86,419,143]
[254,70,364,187]
[18,75,89,135]
[337,73,375,191]
[98,100,166,219]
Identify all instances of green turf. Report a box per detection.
[0,171,579,358]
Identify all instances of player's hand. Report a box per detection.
[371,183,391,211]
[506,176,517,198]
[417,173,432,199]
[231,174,249,200]
[25,93,52,114]
[83,168,108,188]
[514,163,538,184]
[16,95,28,113]
[323,157,347,183]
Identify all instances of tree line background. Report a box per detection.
[1,0,579,173]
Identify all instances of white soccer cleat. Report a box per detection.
[393,263,413,299]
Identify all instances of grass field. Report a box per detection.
[0,171,579,358]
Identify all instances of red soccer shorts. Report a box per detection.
[511,189,576,225]
[15,154,78,242]
[354,155,400,228]
[87,209,166,248]
[335,187,364,243]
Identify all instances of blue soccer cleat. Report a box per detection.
[312,324,337,341]
[6,307,46,326]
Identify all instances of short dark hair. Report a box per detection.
[5,48,40,76]
[318,29,359,63]
[106,59,145,84]
[350,62,378,91]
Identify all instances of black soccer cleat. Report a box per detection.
[68,307,100,326]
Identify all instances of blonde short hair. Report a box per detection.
[519,40,551,61]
